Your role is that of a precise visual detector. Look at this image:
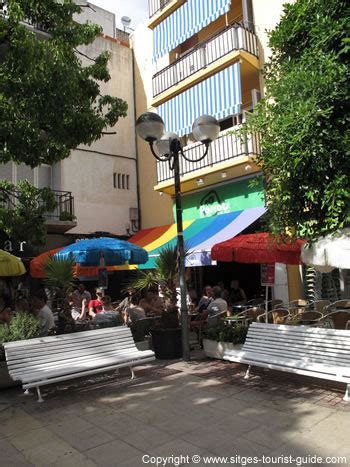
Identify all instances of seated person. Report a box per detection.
[124,295,146,324]
[67,292,82,321]
[196,286,213,313]
[0,295,12,325]
[229,279,247,306]
[207,286,228,326]
[72,283,92,320]
[31,292,55,336]
[88,288,104,318]
[101,295,117,313]
[94,295,121,325]
[115,288,137,313]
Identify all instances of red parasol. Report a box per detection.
[211,232,304,265]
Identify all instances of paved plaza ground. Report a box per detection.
[0,351,349,466]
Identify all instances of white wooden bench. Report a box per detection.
[223,322,350,401]
[4,326,155,402]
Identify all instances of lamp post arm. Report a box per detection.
[148,141,172,162]
[180,141,210,163]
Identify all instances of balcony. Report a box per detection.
[152,23,259,99]
[149,0,173,17]
[148,0,185,28]
[45,190,77,233]
[155,125,260,193]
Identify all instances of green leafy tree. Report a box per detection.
[0,0,128,244]
[0,180,56,245]
[244,0,349,241]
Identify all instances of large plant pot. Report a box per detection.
[0,360,20,389]
[151,328,182,359]
[203,339,243,360]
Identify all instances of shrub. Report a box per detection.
[0,313,42,359]
[203,323,248,344]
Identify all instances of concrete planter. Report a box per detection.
[202,339,243,360]
[0,360,20,389]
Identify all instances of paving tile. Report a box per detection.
[17,438,82,466]
[85,439,144,466]
[118,425,174,451]
[0,437,33,466]
[0,407,43,438]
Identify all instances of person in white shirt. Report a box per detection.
[207,286,228,326]
[31,293,55,336]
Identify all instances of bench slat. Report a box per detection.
[3,326,130,348]
[244,337,350,356]
[247,329,350,347]
[249,322,350,337]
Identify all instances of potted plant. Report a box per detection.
[202,322,248,360]
[0,313,42,388]
[129,246,182,359]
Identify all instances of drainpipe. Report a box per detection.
[131,39,142,232]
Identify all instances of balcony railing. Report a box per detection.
[149,0,173,18]
[45,190,75,222]
[152,23,259,97]
[156,127,260,184]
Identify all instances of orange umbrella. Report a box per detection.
[29,247,125,279]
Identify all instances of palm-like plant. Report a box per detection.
[130,245,179,305]
[43,256,76,308]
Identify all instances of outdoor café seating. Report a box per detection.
[320,310,350,330]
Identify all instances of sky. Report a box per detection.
[90,0,149,31]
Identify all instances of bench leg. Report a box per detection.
[244,365,251,380]
[36,387,44,403]
[130,366,135,380]
[344,384,349,402]
[23,389,31,396]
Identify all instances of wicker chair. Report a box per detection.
[309,299,330,314]
[272,308,290,324]
[321,310,350,330]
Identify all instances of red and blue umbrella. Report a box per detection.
[54,237,148,266]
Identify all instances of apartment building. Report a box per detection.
[0,2,139,256]
[133,0,300,300]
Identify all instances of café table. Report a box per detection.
[223,315,251,327]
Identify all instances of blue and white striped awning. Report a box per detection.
[157,62,241,137]
[153,0,232,62]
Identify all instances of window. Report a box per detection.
[115,173,130,190]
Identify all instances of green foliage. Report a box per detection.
[0,0,128,167]
[59,211,76,221]
[0,179,57,245]
[43,256,75,302]
[202,322,248,344]
[0,0,128,245]
[130,246,179,305]
[243,0,350,241]
[0,313,42,344]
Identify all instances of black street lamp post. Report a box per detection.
[136,112,220,361]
